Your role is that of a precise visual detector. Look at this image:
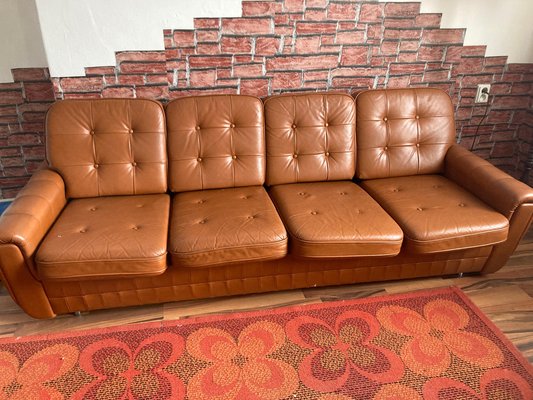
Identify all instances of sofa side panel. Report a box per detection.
[0,244,55,319]
[46,99,167,198]
[166,95,265,192]
[482,203,533,274]
[265,93,355,186]
[0,169,66,267]
[355,88,455,180]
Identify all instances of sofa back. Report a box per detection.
[265,93,356,186]
[166,95,265,192]
[46,99,167,198]
[355,88,455,180]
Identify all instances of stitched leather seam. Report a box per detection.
[268,150,352,157]
[171,251,288,267]
[294,251,401,258]
[360,142,450,149]
[229,96,236,187]
[170,237,288,255]
[127,101,136,194]
[89,101,99,197]
[290,236,403,245]
[404,226,509,243]
[52,131,164,136]
[414,89,420,175]
[293,97,299,183]
[37,253,168,266]
[170,154,263,161]
[41,267,168,280]
[324,95,330,181]
[194,98,204,190]
[170,125,262,132]
[359,115,452,121]
[54,161,165,167]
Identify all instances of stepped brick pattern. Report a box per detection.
[0,0,532,198]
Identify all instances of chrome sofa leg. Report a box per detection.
[73,311,82,317]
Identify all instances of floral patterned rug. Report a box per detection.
[0,286,532,399]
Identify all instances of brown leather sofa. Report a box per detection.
[1,88,532,319]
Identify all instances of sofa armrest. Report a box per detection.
[0,169,66,318]
[445,144,533,274]
[444,144,533,219]
[0,169,66,261]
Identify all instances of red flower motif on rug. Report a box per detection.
[0,344,78,400]
[377,299,504,377]
[286,310,404,392]
[186,320,298,399]
[74,333,184,400]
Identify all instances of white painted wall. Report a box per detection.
[385,0,533,63]
[1,0,532,82]
[0,0,47,82]
[33,0,241,78]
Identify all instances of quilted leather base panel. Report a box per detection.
[44,246,491,315]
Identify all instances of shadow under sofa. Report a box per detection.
[0,88,532,319]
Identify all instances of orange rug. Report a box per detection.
[0,287,532,399]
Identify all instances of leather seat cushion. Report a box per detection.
[361,175,509,254]
[169,186,288,267]
[269,181,403,258]
[36,194,170,280]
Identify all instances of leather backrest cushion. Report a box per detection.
[355,88,455,180]
[46,99,167,198]
[265,93,355,186]
[166,95,265,192]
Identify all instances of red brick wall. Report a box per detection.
[0,68,53,198]
[1,0,532,197]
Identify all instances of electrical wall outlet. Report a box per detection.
[475,84,491,103]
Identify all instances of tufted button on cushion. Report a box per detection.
[46,99,167,198]
[265,93,355,186]
[356,88,455,180]
[35,194,170,280]
[361,175,509,254]
[169,186,287,267]
[166,95,265,192]
[269,181,403,258]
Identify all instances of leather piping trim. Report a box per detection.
[403,225,509,244]
[37,252,168,266]
[169,237,288,255]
